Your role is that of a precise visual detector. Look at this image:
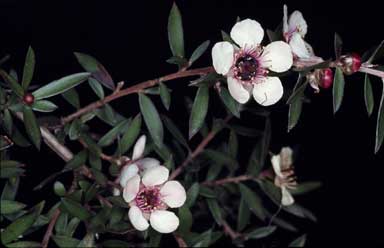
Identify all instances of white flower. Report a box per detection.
[283,5,315,59]
[123,166,187,233]
[212,19,293,105]
[114,135,161,195]
[271,147,297,206]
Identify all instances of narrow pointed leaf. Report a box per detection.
[239,184,265,221]
[186,183,200,207]
[178,206,193,234]
[32,73,90,100]
[3,109,13,134]
[139,93,163,147]
[168,3,184,57]
[60,198,92,221]
[206,199,222,225]
[190,40,210,64]
[31,100,58,112]
[53,181,66,196]
[334,33,343,59]
[0,69,24,97]
[219,87,240,118]
[63,150,87,171]
[367,40,384,64]
[364,74,374,116]
[0,200,26,215]
[98,119,130,147]
[237,197,250,231]
[5,241,41,247]
[289,234,307,247]
[21,46,35,90]
[119,114,142,154]
[52,235,80,248]
[246,226,277,240]
[375,79,384,153]
[189,86,209,139]
[74,52,115,90]
[333,67,345,113]
[161,115,189,151]
[159,82,171,110]
[88,78,105,99]
[62,88,80,109]
[1,210,39,244]
[288,99,303,132]
[22,106,41,149]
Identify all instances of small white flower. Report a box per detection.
[123,166,186,233]
[212,19,293,105]
[113,135,161,195]
[283,5,315,59]
[271,147,297,206]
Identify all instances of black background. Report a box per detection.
[1,0,383,247]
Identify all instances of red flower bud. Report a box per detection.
[23,93,35,105]
[338,53,362,75]
[319,68,333,89]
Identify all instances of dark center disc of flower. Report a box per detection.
[235,55,258,81]
[136,188,161,212]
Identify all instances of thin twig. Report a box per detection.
[222,220,241,240]
[173,233,188,247]
[202,175,254,186]
[169,115,232,180]
[61,66,214,124]
[41,209,60,248]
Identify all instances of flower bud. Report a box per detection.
[338,53,362,75]
[22,93,35,105]
[319,68,333,89]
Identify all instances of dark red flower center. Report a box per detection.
[135,187,162,213]
[234,55,259,81]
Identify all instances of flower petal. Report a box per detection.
[280,147,293,170]
[211,41,234,75]
[150,210,179,233]
[160,181,187,208]
[271,154,283,178]
[288,10,307,37]
[128,205,150,231]
[289,33,312,59]
[230,19,264,47]
[281,186,295,206]
[227,77,250,104]
[138,158,161,173]
[142,166,169,187]
[252,77,284,106]
[119,164,139,187]
[132,135,146,160]
[123,174,140,203]
[261,41,293,72]
[283,5,289,33]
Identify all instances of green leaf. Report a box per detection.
[119,114,142,154]
[3,109,13,134]
[190,40,210,64]
[333,67,345,113]
[62,88,80,109]
[288,98,303,132]
[98,119,130,147]
[60,198,92,221]
[161,115,189,151]
[289,234,307,247]
[334,32,343,59]
[1,177,20,201]
[95,104,117,126]
[74,52,115,90]
[52,235,80,248]
[375,79,384,153]
[0,167,25,178]
[366,40,384,64]
[81,133,102,156]
[286,77,308,104]
[21,46,35,90]
[1,160,23,168]
[219,87,240,118]
[266,29,279,42]
[290,181,322,195]
[221,30,233,43]
[69,119,82,140]
[168,3,184,58]
[63,150,88,171]
[237,197,250,231]
[246,226,277,240]
[166,56,188,67]
[206,199,222,225]
[0,69,24,97]
[65,217,80,237]
[189,86,209,139]
[53,181,66,197]
[89,152,102,170]
[238,184,265,221]
[159,82,171,110]
[31,100,58,112]
[139,93,164,147]
[364,74,374,116]
[90,168,107,186]
[0,200,26,215]
[77,233,95,247]
[32,72,90,100]
[203,149,238,172]
[88,78,105,99]
[22,106,41,149]
[178,206,193,234]
[1,210,39,244]
[55,212,68,235]
[186,183,200,207]
[5,241,41,248]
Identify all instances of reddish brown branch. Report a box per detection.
[202,175,254,186]
[169,115,232,180]
[61,66,214,124]
[173,234,188,247]
[41,208,60,248]
[222,220,241,240]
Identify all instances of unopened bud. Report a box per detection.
[319,68,333,89]
[22,93,35,105]
[338,53,362,75]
